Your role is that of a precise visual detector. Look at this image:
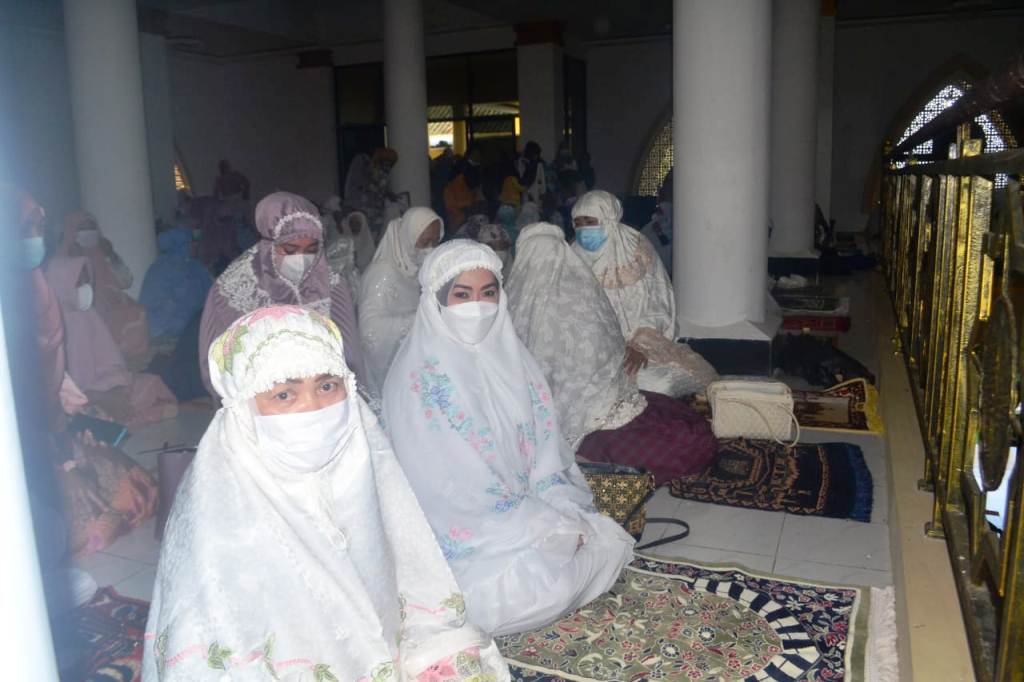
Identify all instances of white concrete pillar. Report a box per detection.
[674,0,773,336]
[815,6,836,219]
[516,42,564,159]
[63,0,157,296]
[140,32,177,226]
[383,0,430,206]
[768,0,819,256]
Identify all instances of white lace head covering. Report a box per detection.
[506,223,646,448]
[570,189,657,292]
[372,206,443,277]
[146,305,507,680]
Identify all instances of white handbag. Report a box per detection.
[706,379,801,447]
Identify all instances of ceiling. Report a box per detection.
[10,0,1020,59]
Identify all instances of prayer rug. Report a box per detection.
[686,378,883,434]
[669,440,874,522]
[502,555,883,681]
[70,587,148,682]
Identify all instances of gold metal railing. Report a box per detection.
[882,128,1024,681]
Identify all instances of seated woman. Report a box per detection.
[506,223,716,482]
[320,202,370,300]
[4,187,157,558]
[44,256,178,426]
[358,207,443,398]
[199,191,366,397]
[382,240,634,636]
[58,211,149,362]
[144,305,509,681]
[571,190,717,397]
[139,226,213,341]
[322,196,375,271]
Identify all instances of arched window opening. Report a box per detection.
[173,146,193,193]
[633,116,673,197]
[893,81,1017,188]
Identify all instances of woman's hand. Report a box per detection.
[623,347,649,377]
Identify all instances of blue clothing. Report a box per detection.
[139,228,213,339]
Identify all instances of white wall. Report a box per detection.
[585,37,672,197]
[169,53,339,205]
[831,13,1024,231]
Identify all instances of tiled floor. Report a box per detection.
[72,404,215,601]
[76,273,893,601]
[639,272,893,589]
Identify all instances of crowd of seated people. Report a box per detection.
[8,141,727,679]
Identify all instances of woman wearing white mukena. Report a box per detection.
[382,239,634,636]
[143,305,508,681]
[358,207,443,398]
[571,190,717,397]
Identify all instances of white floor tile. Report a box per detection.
[669,499,786,556]
[772,557,893,588]
[777,514,891,571]
[643,542,775,574]
[101,517,162,566]
[73,551,149,587]
[121,408,214,469]
[114,566,157,601]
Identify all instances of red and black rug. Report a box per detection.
[66,587,148,682]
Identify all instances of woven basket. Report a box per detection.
[579,462,656,540]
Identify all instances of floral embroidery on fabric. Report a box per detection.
[438,526,475,560]
[410,357,495,458]
[486,476,527,513]
[157,633,371,680]
[370,660,396,682]
[533,472,568,495]
[527,383,554,443]
[416,647,496,682]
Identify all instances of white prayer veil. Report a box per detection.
[144,304,508,681]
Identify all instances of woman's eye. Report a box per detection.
[275,391,290,401]
[454,291,469,299]
[320,381,336,392]
[483,289,498,298]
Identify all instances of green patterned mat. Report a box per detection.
[501,555,885,681]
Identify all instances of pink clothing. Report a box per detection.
[198,191,367,397]
[44,256,177,426]
[32,265,66,415]
[59,212,149,361]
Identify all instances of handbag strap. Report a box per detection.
[716,396,802,447]
[635,517,690,551]
[620,483,691,551]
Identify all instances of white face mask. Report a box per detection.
[441,301,499,344]
[75,283,94,311]
[278,253,315,282]
[413,245,433,267]
[253,398,352,473]
[75,229,100,249]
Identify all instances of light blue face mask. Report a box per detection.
[576,227,607,252]
[22,236,45,270]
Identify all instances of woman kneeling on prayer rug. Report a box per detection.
[143,305,508,681]
[382,239,634,636]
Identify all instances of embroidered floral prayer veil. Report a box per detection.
[382,241,634,636]
[144,304,508,680]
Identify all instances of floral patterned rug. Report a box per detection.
[500,555,877,681]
